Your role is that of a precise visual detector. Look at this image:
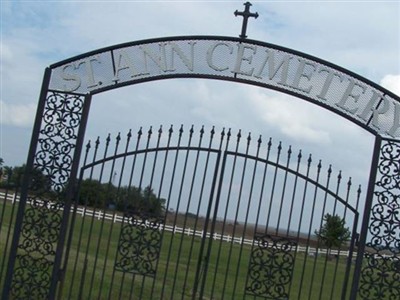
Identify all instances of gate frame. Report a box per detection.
[2,35,400,299]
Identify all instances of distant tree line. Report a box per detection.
[77,179,166,218]
[0,158,165,218]
[0,161,52,195]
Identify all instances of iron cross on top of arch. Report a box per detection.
[234,2,259,39]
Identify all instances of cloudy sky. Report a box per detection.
[1,0,399,195]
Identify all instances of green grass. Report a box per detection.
[1,198,358,299]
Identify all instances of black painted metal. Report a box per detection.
[1,88,89,299]
[245,234,297,298]
[357,138,400,299]
[44,127,361,299]
[0,169,22,293]
[1,31,399,299]
[234,2,259,39]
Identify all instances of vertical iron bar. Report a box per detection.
[210,128,235,298]
[265,142,282,232]
[286,150,302,236]
[159,125,184,299]
[307,165,332,298]
[286,150,303,296]
[203,128,230,300]
[63,141,90,300]
[350,136,382,300]
[67,137,100,299]
[276,145,292,233]
[298,160,322,297]
[127,128,147,300]
[294,154,312,300]
[220,130,242,299]
[176,126,208,299]
[196,150,222,300]
[87,133,119,300]
[137,126,163,300]
[330,177,352,300]
[253,138,272,233]
[342,212,359,300]
[179,127,207,299]
[97,131,133,300]
[335,178,354,300]
[79,134,111,299]
[243,138,272,294]
[318,171,343,300]
[164,126,195,299]
[209,129,232,299]
[169,126,196,298]
[127,127,153,300]
[149,125,173,299]
[54,94,92,299]
[138,126,153,190]
[232,135,262,297]
[112,128,143,300]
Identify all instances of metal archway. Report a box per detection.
[1,36,400,299]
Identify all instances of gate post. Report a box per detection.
[351,136,400,299]
[1,69,90,299]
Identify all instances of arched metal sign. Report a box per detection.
[51,36,399,138]
[2,35,400,299]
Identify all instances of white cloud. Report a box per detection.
[261,2,400,81]
[0,0,397,181]
[0,100,36,127]
[380,74,400,96]
[250,91,332,145]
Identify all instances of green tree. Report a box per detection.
[11,165,52,192]
[1,166,13,184]
[0,164,52,195]
[78,179,109,208]
[315,213,351,250]
[77,179,165,217]
[141,186,166,217]
[117,185,165,217]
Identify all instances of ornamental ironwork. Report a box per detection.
[246,234,297,299]
[115,213,163,277]
[358,139,400,300]
[6,92,86,299]
[1,3,400,299]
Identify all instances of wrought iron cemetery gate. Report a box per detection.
[1,31,400,300]
[58,127,361,299]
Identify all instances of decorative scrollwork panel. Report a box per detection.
[115,213,163,277]
[9,92,85,299]
[245,234,297,299]
[359,139,400,300]
[359,253,400,299]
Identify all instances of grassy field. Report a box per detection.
[1,198,356,299]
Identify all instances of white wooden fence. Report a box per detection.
[1,191,353,257]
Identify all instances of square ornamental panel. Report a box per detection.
[246,233,297,299]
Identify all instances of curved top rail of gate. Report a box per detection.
[47,36,400,139]
[82,146,359,215]
[78,127,361,216]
